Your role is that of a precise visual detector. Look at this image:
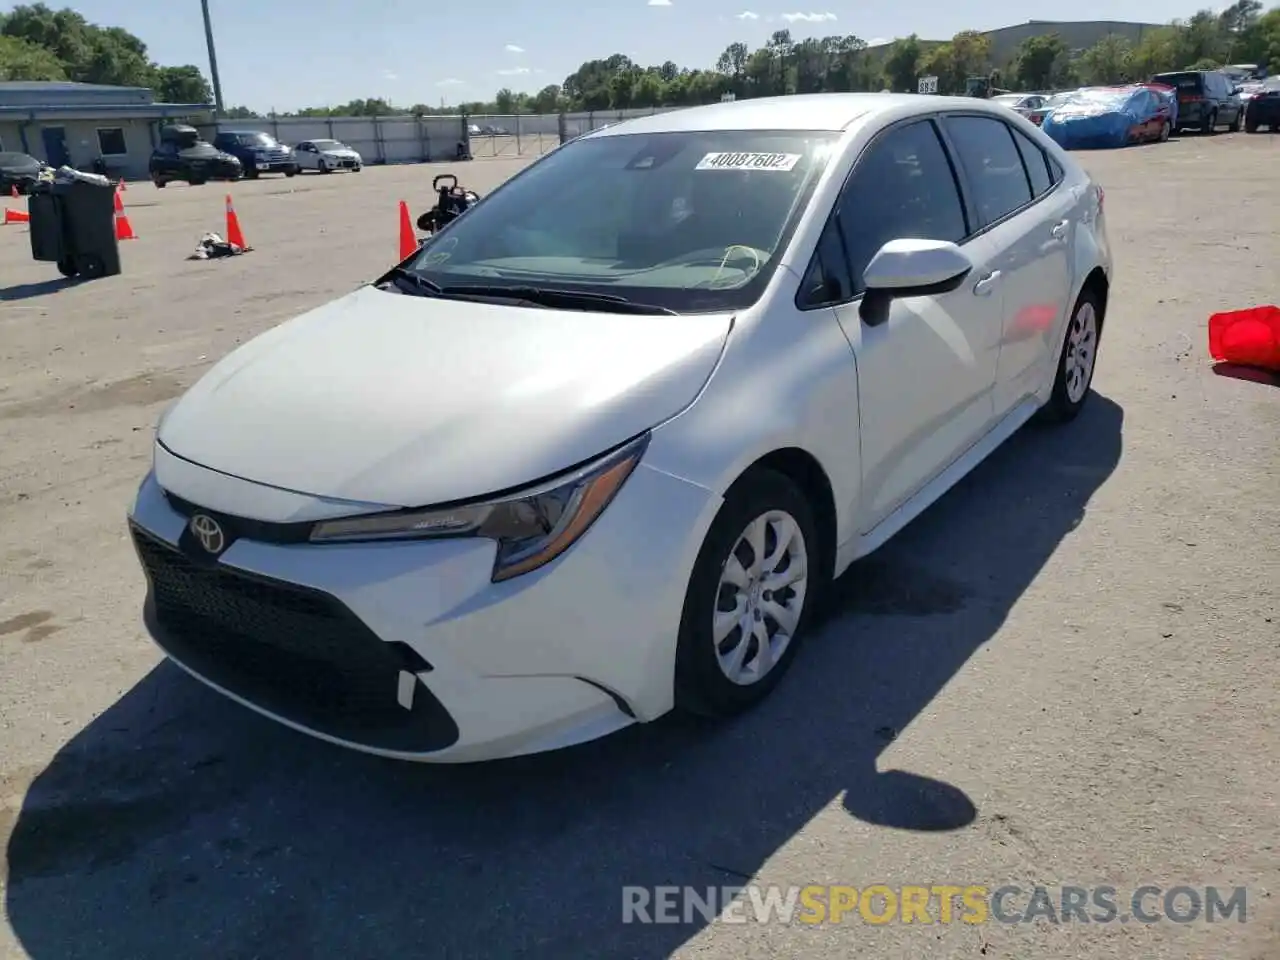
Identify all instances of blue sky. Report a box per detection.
[53,0,1214,111]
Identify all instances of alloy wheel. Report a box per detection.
[1064,301,1098,404]
[713,510,809,686]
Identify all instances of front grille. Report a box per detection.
[132,524,459,753]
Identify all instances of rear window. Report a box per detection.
[1154,73,1203,91]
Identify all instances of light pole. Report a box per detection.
[201,0,225,115]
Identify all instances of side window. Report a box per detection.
[798,219,853,307]
[1047,153,1064,186]
[1009,125,1052,197]
[941,115,1033,229]
[834,119,968,295]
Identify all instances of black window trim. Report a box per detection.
[795,109,1067,313]
[795,114,973,312]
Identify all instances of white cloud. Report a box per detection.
[648,0,672,6]
[497,66,531,75]
[505,43,524,53]
[868,36,888,45]
[736,10,759,18]
[436,78,464,86]
[780,11,836,22]
[382,70,397,81]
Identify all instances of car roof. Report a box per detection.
[585,93,1025,138]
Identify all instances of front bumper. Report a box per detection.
[127,453,719,762]
[324,155,361,169]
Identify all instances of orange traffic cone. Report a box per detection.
[9,185,17,198]
[114,188,136,240]
[398,201,417,260]
[117,178,126,193]
[4,207,29,224]
[224,194,248,249]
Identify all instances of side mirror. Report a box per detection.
[859,238,974,326]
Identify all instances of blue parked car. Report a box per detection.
[1041,86,1173,149]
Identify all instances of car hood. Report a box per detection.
[158,284,732,507]
[323,148,359,157]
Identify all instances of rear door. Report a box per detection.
[940,114,1073,416]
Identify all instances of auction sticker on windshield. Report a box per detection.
[695,152,801,171]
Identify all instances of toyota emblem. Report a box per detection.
[189,514,226,555]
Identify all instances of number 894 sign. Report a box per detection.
[918,75,939,95]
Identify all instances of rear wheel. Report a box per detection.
[1159,120,1171,142]
[1202,110,1217,134]
[56,257,77,277]
[674,470,821,718]
[1230,109,1243,132]
[1039,287,1102,424]
[1244,115,1259,133]
[151,172,166,188]
[246,166,259,179]
[285,165,298,177]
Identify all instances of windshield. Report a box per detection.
[401,130,837,314]
[312,139,344,150]
[239,133,280,147]
[992,95,1023,105]
[0,152,36,167]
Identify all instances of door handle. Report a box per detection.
[972,270,1001,296]
[1050,220,1069,240]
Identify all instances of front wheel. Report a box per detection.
[318,161,331,174]
[56,257,77,277]
[1230,110,1244,132]
[1039,288,1102,424]
[1202,111,1217,135]
[674,470,821,718]
[352,164,362,173]
[285,166,298,177]
[1159,120,1171,142]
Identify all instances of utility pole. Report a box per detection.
[201,0,225,115]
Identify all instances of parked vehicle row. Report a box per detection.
[990,68,1268,150]
[148,125,364,187]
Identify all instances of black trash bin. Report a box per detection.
[28,177,121,280]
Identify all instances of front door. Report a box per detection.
[825,118,1004,530]
[41,126,69,168]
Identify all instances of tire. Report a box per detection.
[416,210,437,232]
[319,161,331,174]
[1245,116,1259,133]
[1202,110,1217,135]
[1039,287,1103,424]
[246,166,259,179]
[76,254,105,280]
[1159,120,1171,142]
[152,176,166,188]
[674,469,822,718]
[285,166,298,177]
[1230,109,1243,132]
[353,165,362,173]
[56,257,77,278]
[189,177,206,186]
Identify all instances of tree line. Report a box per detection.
[3,1,1277,121]
[0,3,213,104]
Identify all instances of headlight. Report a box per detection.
[309,433,649,582]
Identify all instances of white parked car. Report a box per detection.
[129,93,1112,763]
[991,92,1049,125]
[292,138,363,173]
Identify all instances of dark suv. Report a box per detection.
[1152,70,1245,134]
[212,130,298,178]
[149,125,242,187]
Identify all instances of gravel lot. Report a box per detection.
[1,134,1278,960]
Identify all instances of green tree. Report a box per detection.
[1078,34,1134,84]
[882,34,922,91]
[1012,33,1068,90]
[153,65,213,104]
[0,33,66,79]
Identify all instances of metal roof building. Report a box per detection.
[0,81,215,180]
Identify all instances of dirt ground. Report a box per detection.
[1,135,1278,960]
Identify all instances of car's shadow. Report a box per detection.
[4,396,1123,960]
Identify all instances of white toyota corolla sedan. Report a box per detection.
[128,93,1111,762]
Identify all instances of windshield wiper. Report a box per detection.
[381,266,442,296]
[437,284,677,315]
